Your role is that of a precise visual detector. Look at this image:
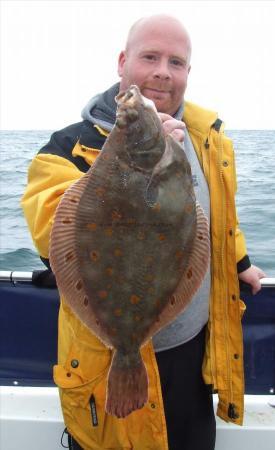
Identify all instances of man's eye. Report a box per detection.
[170,59,185,67]
[143,54,157,61]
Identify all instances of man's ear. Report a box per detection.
[118,51,126,77]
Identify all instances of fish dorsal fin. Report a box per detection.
[49,173,113,348]
[143,202,210,341]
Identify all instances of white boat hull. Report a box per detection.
[1,386,275,450]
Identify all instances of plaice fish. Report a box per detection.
[49,85,210,419]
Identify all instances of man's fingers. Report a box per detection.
[161,118,186,134]
[252,279,262,295]
[158,113,186,143]
[238,264,267,295]
[170,129,185,142]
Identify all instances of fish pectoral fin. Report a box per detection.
[146,202,210,337]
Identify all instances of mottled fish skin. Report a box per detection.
[75,87,196,353]
[49,85,209,418]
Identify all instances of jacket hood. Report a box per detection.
[81,83,120,132]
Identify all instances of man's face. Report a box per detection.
[118,21,191,116]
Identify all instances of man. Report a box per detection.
[21,14,265,450]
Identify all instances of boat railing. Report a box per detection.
[0,269,274,287]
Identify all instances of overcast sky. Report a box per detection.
[1,0,275,130]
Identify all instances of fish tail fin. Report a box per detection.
[106,349,148,418]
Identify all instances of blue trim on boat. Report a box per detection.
[0,282,59,387]
[0,275,274,394]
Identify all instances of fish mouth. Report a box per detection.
[115,85,159,130]
[116,85,157,112]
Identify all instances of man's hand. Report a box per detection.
[238,264,266,295]
[158,113,186,143]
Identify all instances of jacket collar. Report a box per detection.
[183,101,221,135]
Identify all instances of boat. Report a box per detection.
[0,270,274,449]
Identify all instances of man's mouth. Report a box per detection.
[144,87,170,94]
[142,87,171,100]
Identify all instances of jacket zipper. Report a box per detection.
[203,131,217,389]
[217,129,233,407]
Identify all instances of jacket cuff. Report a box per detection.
[40,256,51,270]
[237,255,251,273]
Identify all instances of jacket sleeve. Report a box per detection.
[222,129,251,273]
[21,153,84,259]
[235,223,251,273]
[235,220,251,273]
[232,151,251,273]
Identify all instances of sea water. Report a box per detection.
[0,129,274,275]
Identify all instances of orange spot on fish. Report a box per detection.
[98,290,108,299]
[112,210,122,221]
[187,268,193,279]
[96,187,105,197]
[169,191,176,198]
[65,251,75,262]
[175,250,184,260]
[185,203,193,214]
[106,267,113,276]
[102,153,110,161]
[86,223,97,231]
[155,299,161,309]
[127,218,136,225]
[105,228,113,236]
[130,295,141,305]
[158,234,166,241]
[198,234,204,240]
[152,203,161,212]
[114,308,123,317]
[135,315,142,322]
[76,280,83,291]
[90,250,99,262]
[62,217,72,224]
[137,231,145,240]
[114,248,122,257]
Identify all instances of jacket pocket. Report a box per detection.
[54,338,132,449]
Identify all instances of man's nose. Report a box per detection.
[153,60,171,80]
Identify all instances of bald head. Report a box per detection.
[118,14,192,115]
[125,15,192,63]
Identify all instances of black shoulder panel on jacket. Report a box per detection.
[212,118,223,132]
[38,120,107,173]
[79,120,107,149]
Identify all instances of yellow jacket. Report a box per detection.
[21,101,248,450]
